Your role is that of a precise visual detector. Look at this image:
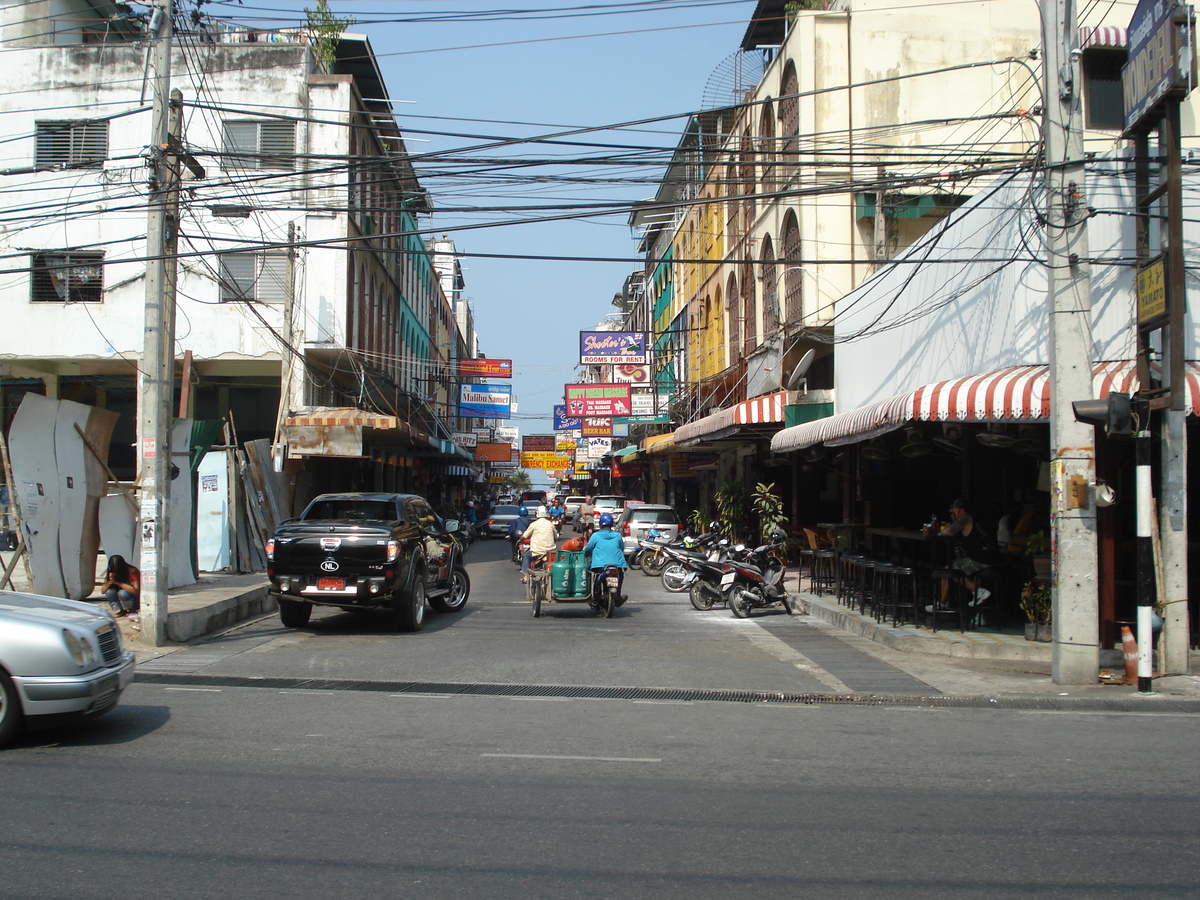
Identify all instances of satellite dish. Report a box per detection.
[785,349,816,390]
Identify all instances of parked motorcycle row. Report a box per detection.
[637,527,804,618]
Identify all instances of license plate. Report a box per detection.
[606,576,620,588]
[318,577,344,591]
[720,571,736,586]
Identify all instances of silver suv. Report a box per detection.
[615,504,682,555]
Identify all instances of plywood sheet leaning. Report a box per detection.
[169,418,196,589]
[9,395,118,600]
[9,394,63,597]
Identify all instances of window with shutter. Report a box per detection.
[222,120,295,171]
[219,252,290,303]
[219,253,256,301]
[34,121,108,169]
[30,252,104,302]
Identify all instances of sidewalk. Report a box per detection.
[786,569,1200,699]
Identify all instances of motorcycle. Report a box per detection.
[724,530,802,618]
[587,563,625,618]
[628,528,663,573]
[657,533,725,595]
[511,536,528,566]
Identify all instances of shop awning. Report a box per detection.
[285,407,398,429]
[772,361,1200,453]
[612,445,639,460]
[640,433,676,455]
[675,390,793,447]
[1079,25,1126,48]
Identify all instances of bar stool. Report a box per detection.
[871,562,895,623]
[810,547,838,596]
[927,568,967,632]
[837,552,865,607]
[885,564,919,627]
[853,557,879,616]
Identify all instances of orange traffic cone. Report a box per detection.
[1121,626,1138,685]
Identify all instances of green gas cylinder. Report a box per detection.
[570,552,591,597]
[550,553,574,597]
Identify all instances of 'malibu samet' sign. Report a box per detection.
[579,331,647,365]
[564,383,633,417]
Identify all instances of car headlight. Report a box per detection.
[62,629,97,668]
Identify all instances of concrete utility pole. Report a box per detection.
[140,0,173,646]
[1041,0,1099,683]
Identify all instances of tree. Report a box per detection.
[305,0,355,71]
[507,470,532,492]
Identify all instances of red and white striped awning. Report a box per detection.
[772,361,1200,453]
[285,407,399,429]
[675,390,793,447]
[1079,25,1127,49]
[734,390,790,425]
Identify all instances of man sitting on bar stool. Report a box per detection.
[925,498,993,617]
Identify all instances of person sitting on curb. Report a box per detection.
[102,554,141,618]
[520,507,559,584]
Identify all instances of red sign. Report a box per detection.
[474,441,513,462]
[564,383,633,418]
[522,434,555,452]
[457,358,512,377]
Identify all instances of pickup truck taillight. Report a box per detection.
[386,539,400,563]
[622,523,631,537]
[265,538,275,561]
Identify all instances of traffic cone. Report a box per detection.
[1121,626,1138,685]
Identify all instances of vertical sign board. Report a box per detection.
[1122,0,1197,134]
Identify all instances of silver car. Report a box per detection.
[616,504,682,556]
[0,591,136,747]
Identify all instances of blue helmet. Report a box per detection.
[519,506,528,516]
[598,513,614,527]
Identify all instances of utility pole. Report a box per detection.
[1041,0,1099,683]
[140,0,173,646]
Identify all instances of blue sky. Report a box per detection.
[211,1,758,478]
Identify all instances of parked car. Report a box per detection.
[592,495,627,522]
[266,492,470,632]
[562,495,587,524]
[0,591,136,747]
[483,504,524,538]
[615,504,682,556]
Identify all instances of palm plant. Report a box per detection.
[751,482,788,544]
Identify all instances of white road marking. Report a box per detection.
[713,613,853,694]
[163,686,223,692]
[481,753,661,763]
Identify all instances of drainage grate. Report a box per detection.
[132,672,1200,713]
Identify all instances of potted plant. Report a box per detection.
[1024,530,1052,580]
[1019,579,1053,642]
[751,482,788,545]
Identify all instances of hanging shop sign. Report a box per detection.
[616,415,670,425]
[553,405,582,430]
[1122,0,1197,134]
[610,364,650,383]
[579,331,648,365]
[612,460,643,478]
[451,432,478,449]
[520,452,573,470]
[474,442,513,463]
[631,391,671,416]
[581,417,613,437]
[564,383,633,417]
[521,434,555,452]
[1137,253,1169,328]
[457,358,513,377]
[459,383,512,419]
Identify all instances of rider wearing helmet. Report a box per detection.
[583,512,628,605]
[508,505,532,573]
[520,507,559,583]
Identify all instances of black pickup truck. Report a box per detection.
[265,492,470,631]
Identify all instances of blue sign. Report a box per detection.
[554,404,582,430]
[459,383,512,419]
[579,331,648,365]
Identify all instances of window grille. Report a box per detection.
[221,120,296,170]
[34,121,108,169]
[219,252,290,303]
[30,252,104,302]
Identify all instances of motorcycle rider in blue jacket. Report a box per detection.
[584,512,628,605]
[508,506,532,574]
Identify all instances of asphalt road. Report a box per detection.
[3,539,1198,898]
